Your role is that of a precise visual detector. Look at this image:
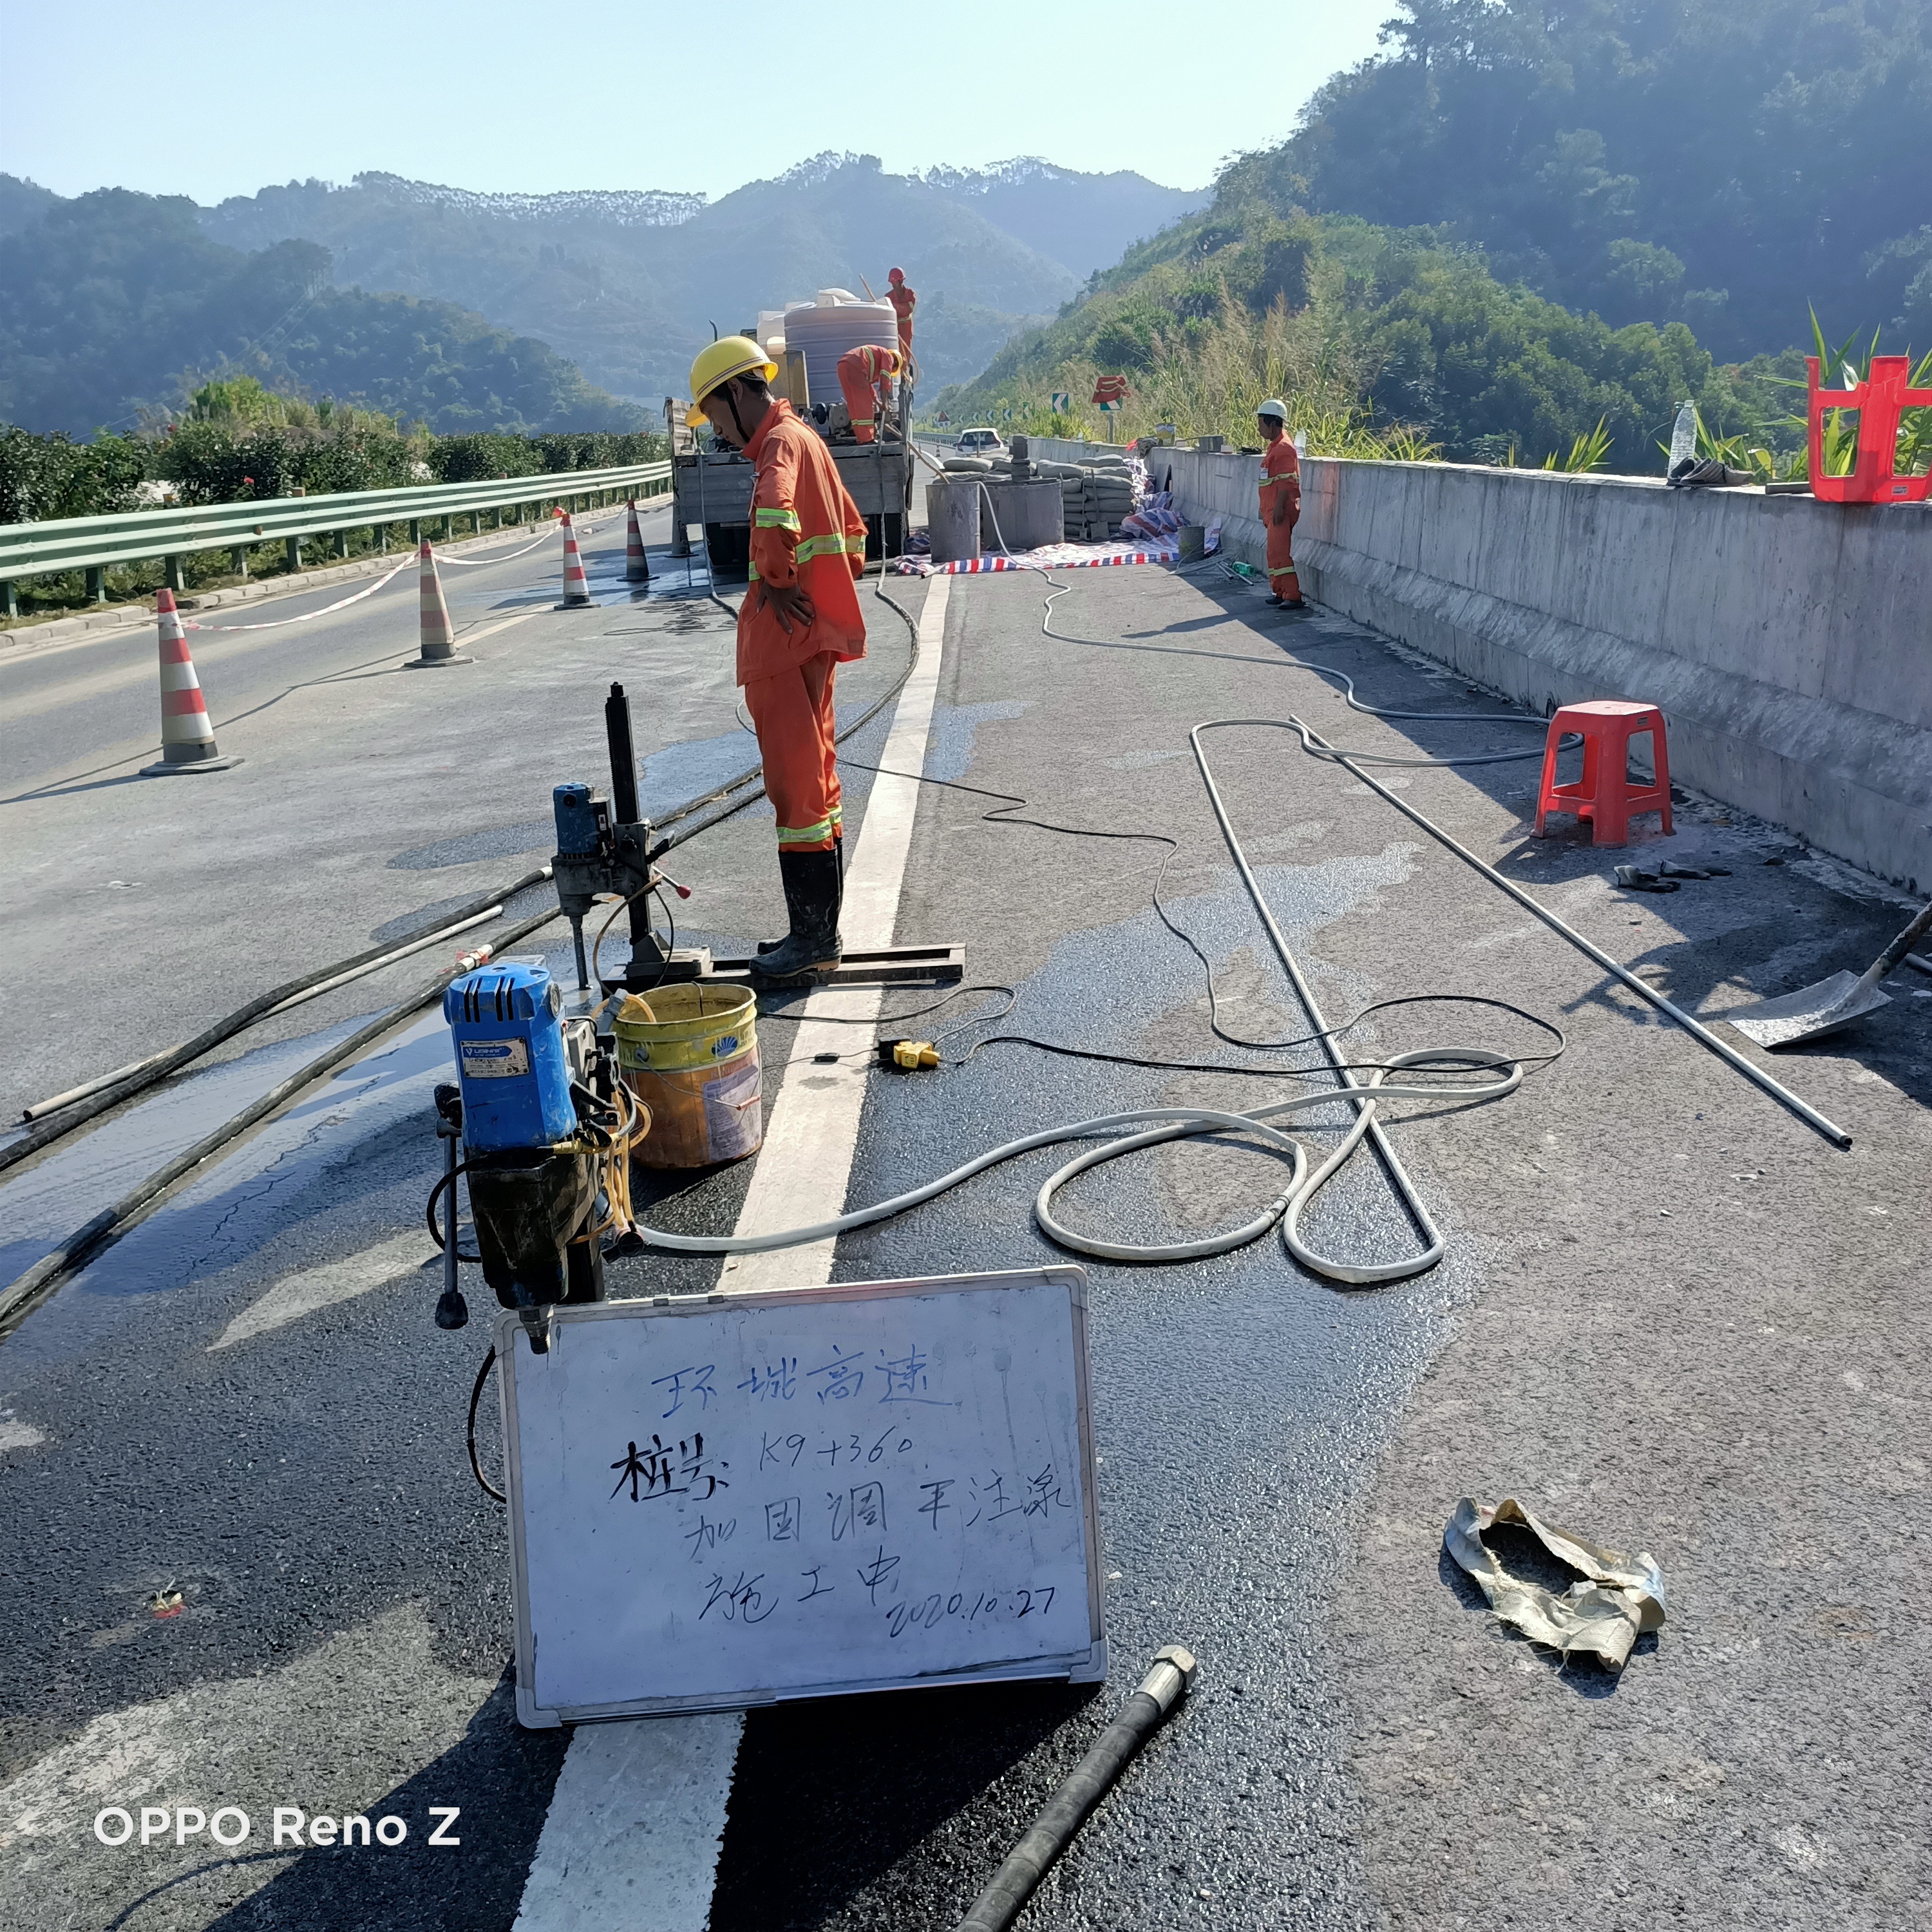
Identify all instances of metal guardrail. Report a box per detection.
[0,461,674,594]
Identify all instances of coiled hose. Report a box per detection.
[624,543,1569,1282]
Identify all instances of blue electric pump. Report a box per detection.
[431,959,614,1349]
[442,960,576,1151]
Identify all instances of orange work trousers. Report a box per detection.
[744,650,841,851]
[837,348,893,444]
[1266,508,1301,599]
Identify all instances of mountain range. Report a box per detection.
[0,156,1204,438]
[195,155,1206,399]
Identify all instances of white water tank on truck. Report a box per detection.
[783,295,897,406]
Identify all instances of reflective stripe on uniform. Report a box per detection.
[1268,563,1300,577]
[754,507,802,530]
[797,533,855,565]
[1259,473,1296,488]
[777,815,834,845]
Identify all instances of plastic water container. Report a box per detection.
[444,961,576,1153]
[612,983,763,1168]
[782,299,897,406]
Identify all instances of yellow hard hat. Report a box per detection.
[685,336,778,426]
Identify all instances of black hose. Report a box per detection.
[425,1161,481,1264]
[1,576,909,1167]
[952,1647,1195,1932]
[647,576,922,860]
[3,865,554,1175]
[0,901,564,1341]
[468,1347,506,1502]
[0,580,929,1347]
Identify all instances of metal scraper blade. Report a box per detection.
[1723,971,1891,1049]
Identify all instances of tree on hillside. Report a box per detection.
[1260,0,1932,357]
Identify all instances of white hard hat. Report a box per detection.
[1256,399,1287,420]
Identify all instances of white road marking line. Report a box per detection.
[0,1607,497,1927]
[723,573,951,1293]
[453,607,547,649]
[509,576,951,1926]
[0,1419,46,1453]
[509,1716,744,1932]
[209,1231,433,1351]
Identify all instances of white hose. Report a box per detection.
[630,1052,1519,1279]
[626,521,1542,1282]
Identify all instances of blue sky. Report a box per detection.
[3,1,1396,204]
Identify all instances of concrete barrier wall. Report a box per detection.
[1151,447,1932,893]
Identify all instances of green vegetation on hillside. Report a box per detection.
[942,3,1930,472]
[938,213,1765,466]
[197,155,1202,397]
[0,188,645,439]
[1267,0,1932,361]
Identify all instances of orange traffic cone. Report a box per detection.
[560,513,592,606]
[404,538,470,668]
[139,589,242,775]
[625,498,650,583]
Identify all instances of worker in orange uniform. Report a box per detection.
[885,266,916,358]
[1256,399,1304,608]
[687,337,869,982]
[836,341,903,445]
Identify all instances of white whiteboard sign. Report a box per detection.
[499,1267,1106,1727]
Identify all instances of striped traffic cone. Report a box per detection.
[139,589,242,775]
[404,538,470,668]
[560,513,592,607]
[625,498,650,583]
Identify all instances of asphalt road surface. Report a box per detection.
[3,517,1927,1931]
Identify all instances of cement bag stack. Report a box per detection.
[1061,460,1137,543]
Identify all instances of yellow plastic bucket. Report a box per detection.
[612,983,762,1168]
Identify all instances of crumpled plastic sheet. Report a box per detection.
[1444,1496,1666,1669]
[894,537,1179,576]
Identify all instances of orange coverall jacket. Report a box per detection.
[887,281,916,352]
[1260,433,1302,586]
[1259,433,1302,522]
[739,399,869,686]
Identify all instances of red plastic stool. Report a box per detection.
[1533,700,1672,846]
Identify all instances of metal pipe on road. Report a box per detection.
[1280,717,1855,1148]
[257,905,501,1019]
[0,904,564,1342]
[5,873,551,1165]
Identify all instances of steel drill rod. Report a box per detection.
[6,868,551,1163]
[1289,722,1853,1150]
[0,905,560,1341]
[952,1646,1195,1932]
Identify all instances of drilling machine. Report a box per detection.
[430,958,624,1354]
[428,682,690,1353]
[551,681,702,993]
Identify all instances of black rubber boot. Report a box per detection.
[756,853,808,957]
[750,849,842,983]
[757,833,841,955]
